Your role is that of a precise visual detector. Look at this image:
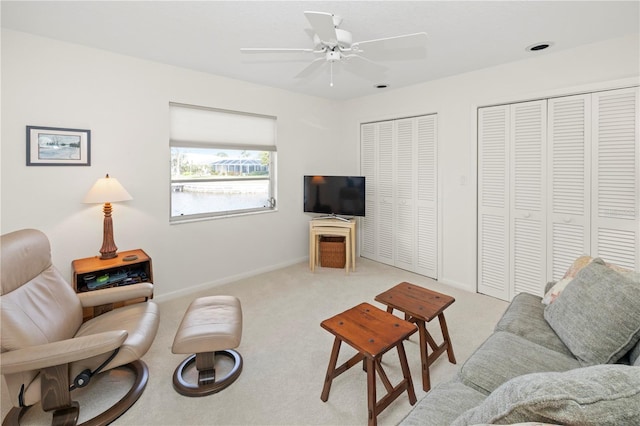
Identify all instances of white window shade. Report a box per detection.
[170,103,276,149]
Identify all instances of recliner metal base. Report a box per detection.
[172,349,243,397]
[2,360,149,426]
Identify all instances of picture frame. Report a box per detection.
[26,126,91,166]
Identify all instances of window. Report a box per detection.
[169,103,277,221]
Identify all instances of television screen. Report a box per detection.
[303,175,365,217]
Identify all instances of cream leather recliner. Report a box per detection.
[1,229,160,426]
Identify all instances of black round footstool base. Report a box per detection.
[172,349,243,397]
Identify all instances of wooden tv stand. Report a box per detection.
[309,217,356,272]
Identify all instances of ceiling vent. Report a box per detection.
[526,42,554,52]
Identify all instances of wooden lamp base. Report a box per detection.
[100,202,118,260]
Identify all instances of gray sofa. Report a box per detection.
[401,258,640,425]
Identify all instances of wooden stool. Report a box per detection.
[171,296,243,396]
[320,303,417,426]
[375,282,456,391]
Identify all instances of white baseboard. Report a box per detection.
[437,276,475,294]
[153,256,308,303]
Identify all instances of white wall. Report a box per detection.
[1,29,352,299]
[2,29,638,299]
[340,33,640,293]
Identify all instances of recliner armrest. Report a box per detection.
[0,330,127,375]
[77,282,154,307]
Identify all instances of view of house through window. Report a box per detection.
[171,147,274,217]
[169,103,277,221]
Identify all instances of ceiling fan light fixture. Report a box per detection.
[326,51,341,62]
[526,41,554,52]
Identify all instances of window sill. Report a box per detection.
[170,208,278,225]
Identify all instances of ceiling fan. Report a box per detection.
[240,11,427,87]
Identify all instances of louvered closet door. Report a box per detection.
[416,114,438,278]
[395,118,416,270]
[547,95,591,281]
[591,87,639,270]
[377,120,395,265]
[478,105,510,300]
[360,115,439,278]
[360,123,377,260]
[510,100,547,297]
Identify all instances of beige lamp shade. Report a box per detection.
[83,174,132,259]
[83,174,132,204]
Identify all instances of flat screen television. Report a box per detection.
[303,175,365,217]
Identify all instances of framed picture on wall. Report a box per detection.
[26,125,91,166]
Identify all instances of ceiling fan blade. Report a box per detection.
[304,28,316,40]
[342,55,388,81]
[240,48,316,54]
[304,11,338,45]
[352,32,428,61]
[295,58,326,79]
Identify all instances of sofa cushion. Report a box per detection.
[451,365,640,426]
[399,377,486,426]
[459,331,580,395]
[494,292,572,357]
[631,340,640,367]
[544,259,640,366]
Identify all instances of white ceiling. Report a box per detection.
[2,1,639,100]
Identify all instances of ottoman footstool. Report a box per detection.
[171,295,243,396]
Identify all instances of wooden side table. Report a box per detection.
[309,218,357,272]
[375,282,457,392]
[320,303,417,426]
[309,227,351,274]
[72,249,153,321]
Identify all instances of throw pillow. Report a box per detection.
[541,256,635,305]
[541,256,593,306]
[451,365,640,426]
[562,255,594,279]
[541,277,572,305]
[543,259,640,365]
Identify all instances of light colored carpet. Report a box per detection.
[1,258,508,425]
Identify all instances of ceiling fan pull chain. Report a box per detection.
[330,60,334,87]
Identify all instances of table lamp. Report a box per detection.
[83,174,132,259]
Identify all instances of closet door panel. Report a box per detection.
[510,100,547,297]
[513,218,545,295]
[395,118,415,269]
[595,228,636,269]
[360,123,377,259]
[361,114,439,278]
[550,222,587,279]
[377,121,395,265]
[591,87,639,269]
[547,95,591,281]
[478,105,510,300]
[396,202,414,266]
[416,114,438,278]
